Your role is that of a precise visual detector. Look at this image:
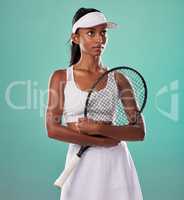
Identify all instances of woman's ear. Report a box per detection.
[71,33,79,45]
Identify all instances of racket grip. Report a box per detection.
[53,154,80,188]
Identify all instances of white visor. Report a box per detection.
[72,11,118,33]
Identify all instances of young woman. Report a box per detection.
[46,7,145,200]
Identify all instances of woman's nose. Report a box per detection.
[96,34,103,43]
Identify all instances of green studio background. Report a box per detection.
[0,0,183,199]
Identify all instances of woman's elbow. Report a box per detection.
[45,111,59,138]
[140,129,145,141]
[46,127,53,138]
[46,121,56,138]
[47,129,55,138]
[139,126,146,141]
[139,115,146,141]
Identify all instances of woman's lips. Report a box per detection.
[93,47,102,52]
[93,45,103,49]
[93,46,103,50]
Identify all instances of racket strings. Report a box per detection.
[86,69,146,125]
[87,72,121,123]
[117,69,145,110]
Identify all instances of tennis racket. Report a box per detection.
[54,65,147,188]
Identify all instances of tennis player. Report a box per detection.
[46,7,145,200]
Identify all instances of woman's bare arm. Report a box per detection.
[93,114,145,141]
[45,69,120,146]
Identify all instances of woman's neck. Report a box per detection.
[74,54,104,72]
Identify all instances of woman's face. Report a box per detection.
[72,23,108,56]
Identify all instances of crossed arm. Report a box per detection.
[45,70,120,147]
[46,70,146,147]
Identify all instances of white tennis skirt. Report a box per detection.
[60,141,143,200]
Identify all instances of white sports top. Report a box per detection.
[62,65,118,125]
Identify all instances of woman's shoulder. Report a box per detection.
[49,67,68,81]
[48,67,68,86]
[114,69,131,89]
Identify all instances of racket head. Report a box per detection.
[84,66,147,125]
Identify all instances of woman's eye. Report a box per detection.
[102,30,107,35]
[87,31,95,36]
[87,30,107,36]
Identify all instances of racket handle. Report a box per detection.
[53,154,80,188]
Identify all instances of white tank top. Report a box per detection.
[62,65,118,125]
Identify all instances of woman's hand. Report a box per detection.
[76,117,121,147]
[76,117,99,135]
